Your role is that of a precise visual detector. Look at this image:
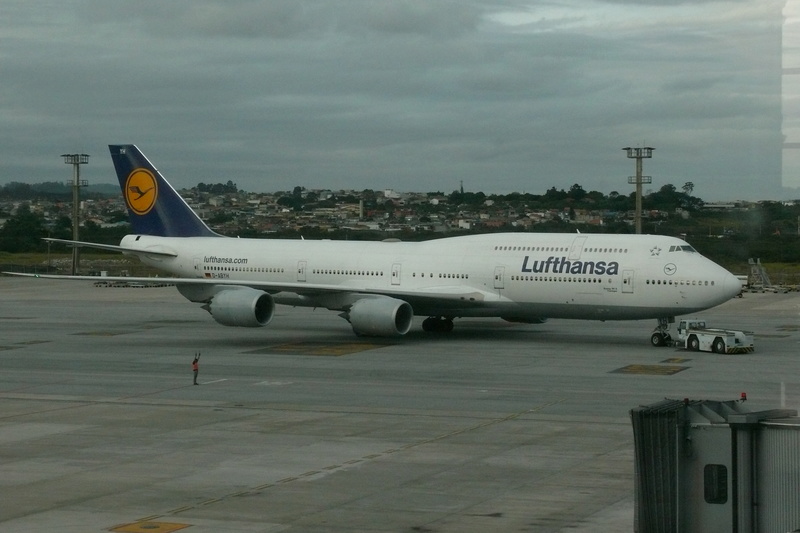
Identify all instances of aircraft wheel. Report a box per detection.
[422,317,453,333]
[650,332,664,347]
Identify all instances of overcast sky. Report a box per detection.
[1,0,793,201]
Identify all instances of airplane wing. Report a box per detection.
[1,272,495,306]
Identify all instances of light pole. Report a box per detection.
[622,147,654,234]
[61,153,89,274]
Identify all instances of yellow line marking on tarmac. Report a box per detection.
[74,330,129,336]
[612,364,688,375]
[247,341,392,356]
[110,521,191,533]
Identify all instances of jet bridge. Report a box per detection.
[630,398,800,532]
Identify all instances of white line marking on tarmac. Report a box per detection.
[202,379,228,385]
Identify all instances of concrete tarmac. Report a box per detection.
[1,277,798,532]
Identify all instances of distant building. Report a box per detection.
[384,189,402,200]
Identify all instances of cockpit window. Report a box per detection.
[669,245,697,253]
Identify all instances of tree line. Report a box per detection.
[2,181,799,270]
[0,181,117,200]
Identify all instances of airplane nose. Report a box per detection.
[722,271,742,299]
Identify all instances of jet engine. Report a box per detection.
[204,287,275,327]
[346,297,413,337]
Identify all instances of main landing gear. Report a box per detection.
[650,316,674,347]
[422,316,454,333]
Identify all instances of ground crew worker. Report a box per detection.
[192,353,200,385]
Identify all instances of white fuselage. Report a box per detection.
[121,232,741,322]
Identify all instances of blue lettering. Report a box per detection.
[520,256,620,277]
[522,256,547,273]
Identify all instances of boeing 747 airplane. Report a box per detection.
[7,145,742,345]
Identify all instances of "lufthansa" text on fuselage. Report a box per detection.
[521,256,619,275]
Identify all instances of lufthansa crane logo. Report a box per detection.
[124,168,157,215]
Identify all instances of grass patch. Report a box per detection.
[0,252,161,276]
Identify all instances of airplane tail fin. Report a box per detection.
[109,144,218,237]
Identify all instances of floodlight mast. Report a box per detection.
[622,147,654,234]
[61,153,89,275]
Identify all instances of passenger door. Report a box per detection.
[391,263,401,286]
[494,266,505,290]
[622,269,634,294]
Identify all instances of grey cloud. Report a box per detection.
[0,0,789,200]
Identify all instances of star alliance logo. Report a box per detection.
[650,246,661,256]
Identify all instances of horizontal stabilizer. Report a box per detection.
[42,238,177,257]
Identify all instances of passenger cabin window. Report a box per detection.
[493,245,629,254]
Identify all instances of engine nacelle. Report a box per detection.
[347,297,413,337]
[205,288,275,327]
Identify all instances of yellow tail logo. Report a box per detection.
[124,168,158,215]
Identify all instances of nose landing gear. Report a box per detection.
[650,316,675,347]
